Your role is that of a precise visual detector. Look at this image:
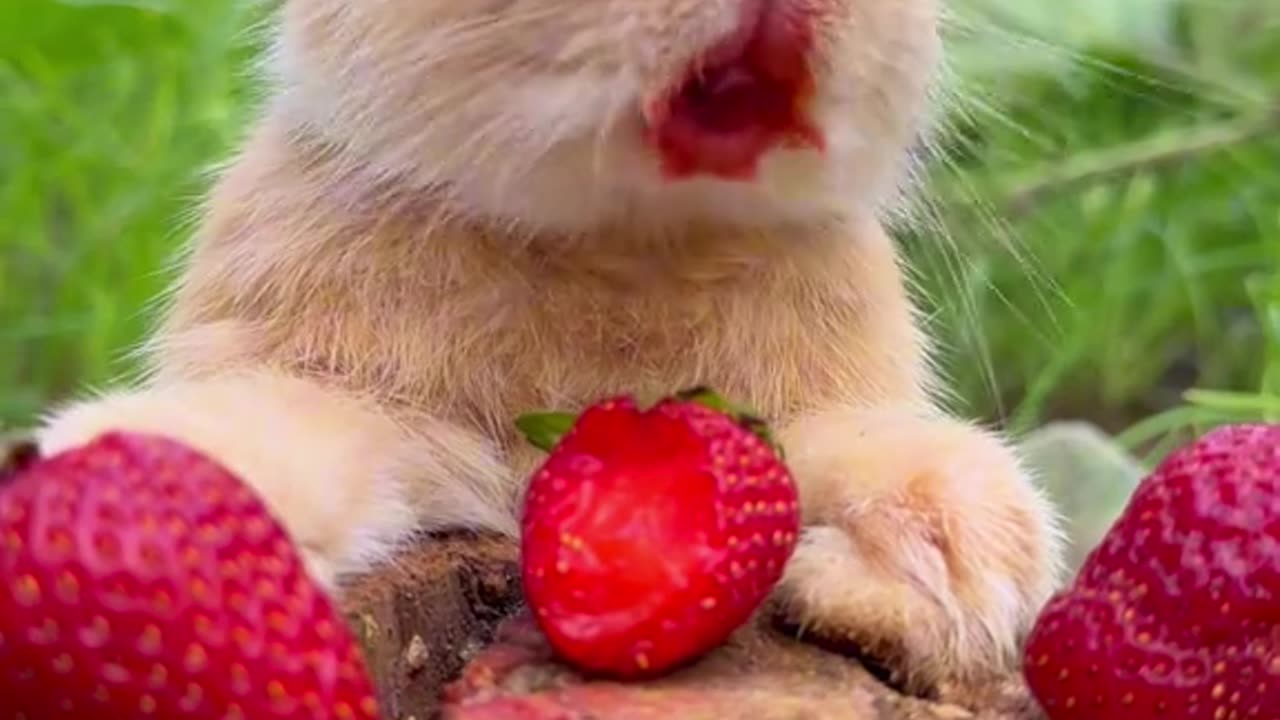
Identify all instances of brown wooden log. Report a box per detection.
[340,533,1047,720]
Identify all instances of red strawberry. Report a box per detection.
[515,387,801,679]
[0,431,382,720]
[1023,423,1280,719]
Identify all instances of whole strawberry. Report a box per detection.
[1023,423,1280,719]
[0,431,382,720]
[516,388,801,679]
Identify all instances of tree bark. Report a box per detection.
[340,533,1047,720]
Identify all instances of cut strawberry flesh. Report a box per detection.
[524,413,726,642]
[645,0,825,181]
[519,396,801,678]
[535,462,726,658]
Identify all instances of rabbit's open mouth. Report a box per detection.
[642,0,825,182]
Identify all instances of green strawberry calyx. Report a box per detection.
[515,386,785,459]
[514,411,580,454]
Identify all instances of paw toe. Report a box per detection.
[775,519,1030,694]
[776,526,957,691]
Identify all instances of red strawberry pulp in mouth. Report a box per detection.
[645,0,826,181]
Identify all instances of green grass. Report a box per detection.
[0,0,268,425]
[910,0,1280,457]
[2,0,1278,460]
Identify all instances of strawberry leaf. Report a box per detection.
[516,411,579,452]
[675,386,785,460]
[0,432,38,485]
[738,416,785,461]
[675,386,735,415]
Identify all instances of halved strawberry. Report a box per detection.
[0,431,382,719]
[516,387,801,679]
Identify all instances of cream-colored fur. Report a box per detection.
[38,0,1064,693]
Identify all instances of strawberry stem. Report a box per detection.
[515,411,579,452]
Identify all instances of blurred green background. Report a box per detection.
[2,0,1278,465]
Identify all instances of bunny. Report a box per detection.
[39,0,1064,693]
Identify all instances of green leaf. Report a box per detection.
[674,386,735,415]
[515,411,579,453]
[0,431,38,485]
[674,386,786,460]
